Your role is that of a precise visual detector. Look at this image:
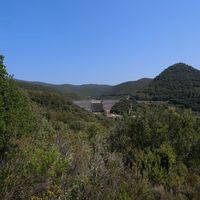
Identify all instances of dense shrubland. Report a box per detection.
[110,97,139,115]
[1,57,200,199]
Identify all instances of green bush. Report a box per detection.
[0,56,34,161]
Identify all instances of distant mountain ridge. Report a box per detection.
[16,80,112,99]
[16,78,151,99]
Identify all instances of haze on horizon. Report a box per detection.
[1,0,200,85]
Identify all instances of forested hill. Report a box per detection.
[16,80,79,99]
[137,63,200,111]
[102,78,152,97]
[16,79,152,99]
[16,80,112,99]
[16,81,99,125]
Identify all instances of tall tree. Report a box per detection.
[0,55,34,162]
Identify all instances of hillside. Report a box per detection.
[102,78,152,97]
[137,63,200,111]
[16,80,112,99]
[16,79,152,99]
[16,80,79,99]
[2,56,200,199]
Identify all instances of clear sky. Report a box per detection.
[1,0,200,85]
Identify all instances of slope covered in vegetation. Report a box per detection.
[1,57,200,200]
[103,78,152,97]
[137,63,200,111]
[17,80,112,99]
[17,78,152,99]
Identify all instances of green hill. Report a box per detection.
[16,80,112,99]
[137,63,200,111]
[102,78,152,97]
[16,79,153,99]
[16,80,79,99]
[16,80,99,124]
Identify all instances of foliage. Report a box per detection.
[110,97,138,115]
[102,78,152,98]
[110,107,200,198]
[1,57,200,199]
[0,56,34,161]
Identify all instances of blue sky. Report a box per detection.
[1,0,200,85]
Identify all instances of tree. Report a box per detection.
[0,55,34,162]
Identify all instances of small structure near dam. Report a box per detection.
[73,99,119,113]
[91,100,104,112]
